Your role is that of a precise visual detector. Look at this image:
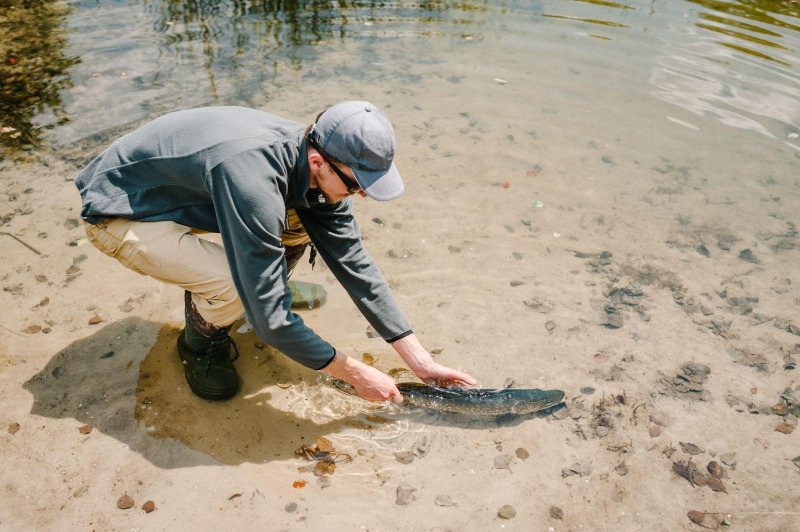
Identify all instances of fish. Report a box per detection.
[331,379,565,415]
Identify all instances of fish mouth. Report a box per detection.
[511,389,566,414]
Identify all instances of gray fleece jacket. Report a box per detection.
[74,106,411,369]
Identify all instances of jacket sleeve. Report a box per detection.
[296,199,412,342]
[208,150,335,369]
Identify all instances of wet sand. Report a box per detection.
[1,92,800,531]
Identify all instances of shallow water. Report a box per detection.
[3,4,800,528]
[1,0,798,154]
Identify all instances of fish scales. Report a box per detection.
[397,383,565,415]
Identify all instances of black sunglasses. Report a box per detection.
[307,136,362,194]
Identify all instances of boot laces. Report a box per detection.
[204,335,240,375]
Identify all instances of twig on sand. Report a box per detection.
[0,231,42,255]
[0,323,25,337]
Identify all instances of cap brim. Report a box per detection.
[352,162,404,201]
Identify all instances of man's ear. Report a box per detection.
[308,150,325,171]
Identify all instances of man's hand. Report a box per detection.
[391,333,477,387]
[321,351,403,403]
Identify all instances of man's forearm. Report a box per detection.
[390,333,434,373]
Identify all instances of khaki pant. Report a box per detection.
[83,210,310,326]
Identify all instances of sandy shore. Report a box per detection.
[1,95,800,532]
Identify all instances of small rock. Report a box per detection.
[493,454,513,470]
[738,248,760,264]
[680,442,704,455]
[8,422,20,435]
[562,461,592,477]
[285,502,298,513]
[545,320,556,331]
[78,425,92,434]
[687,510,706,526]
[549,506,564,520]
[141,500,156,513]
[88,314,104,325]
[776,422,794,434]
[396,483,416,506]
[696,244,710,257]
[580,386,595,395]
[434,494,456,507]
[395,451,414,464]
[117,494,134,510]
[649,424,661,438]
[497,505,516,519]
[515,447,530,460]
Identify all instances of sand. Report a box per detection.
[1,93,800,532]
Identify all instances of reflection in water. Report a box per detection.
[650,0,800,146]
[0,0,78,158]
[2,0,799,154]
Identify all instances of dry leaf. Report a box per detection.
[141,500,156,513]
[707,461,723,479]
[706,475,727,493]
[315,436,335,453]
[117,494,134,510]
[292,480,307,488]
[687,511,705,525]
[775,422,794,434]
[313,460,336,476]
[78,425,93,434]
[8,422,20,435]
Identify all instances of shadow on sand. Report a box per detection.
[23,317,564,469]
[23,317,357,468]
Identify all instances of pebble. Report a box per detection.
[396,483,416,506]
[116,494,134,510]
[649,424,661,438]
[515,447,530,460]
[434,494,456,507]
[141,500,156,513]
[580,386,595,395]
[8,422,20,435]
[493,454,513,470]
[545,320,556,331]
[680,442,704,455]
[549,506,564,520]
[285,502,298,513]
[738,248,760,264]
[497,505,516,519]
[395,451,414,464]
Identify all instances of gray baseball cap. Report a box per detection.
[308,101,404,201]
